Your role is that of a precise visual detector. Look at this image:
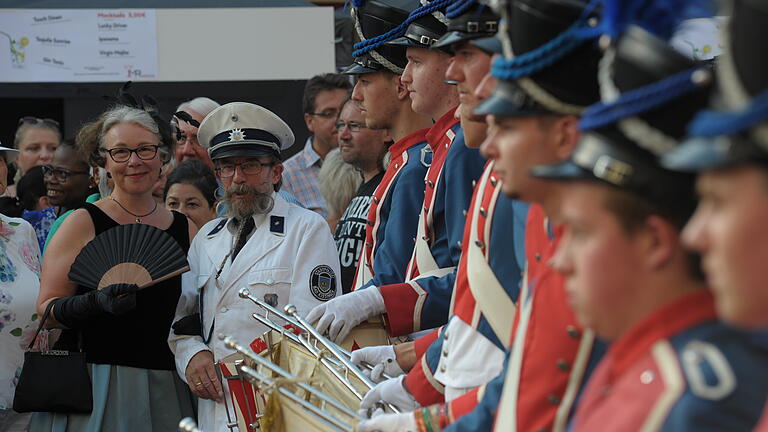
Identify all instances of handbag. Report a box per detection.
[12,302,93,413]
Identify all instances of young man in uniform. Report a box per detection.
[309,0,486,352]
[168,103,341,432]
[661,0,768,428]
[357,0,605,427]
[341,0,433,300]
[535,19,768,431]
[351,2,528,421]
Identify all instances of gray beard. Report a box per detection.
[224,185,275,220]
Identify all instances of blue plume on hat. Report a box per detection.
[491,0,602,81]
[601,0,713,41]
[352,0,452,57]
[579,68,705,131]
[688,92,768,138]
[445,0,481,19]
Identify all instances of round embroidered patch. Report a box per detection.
[310,265,337,301]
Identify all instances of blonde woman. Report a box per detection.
[32,105,197,432]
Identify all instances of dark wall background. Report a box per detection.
[0,80,311,160]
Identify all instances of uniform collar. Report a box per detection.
[225,191,286,235]
[607,290,717,380]
[389,127,430,156]
[425,106,460,152]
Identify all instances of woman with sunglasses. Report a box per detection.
[31,105,197,432]
[7,117,62,198]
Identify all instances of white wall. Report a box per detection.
[156,7,335,81]
[0,7,335,82]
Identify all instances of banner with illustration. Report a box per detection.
[0,9,157,82]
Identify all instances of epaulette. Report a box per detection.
[680,340,736,401]
[207,218,228,237]
[420,145,433,168]
[270,216,285,236]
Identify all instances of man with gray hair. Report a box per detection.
[173,97,221,169]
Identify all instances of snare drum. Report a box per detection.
[230,328,364,431]
[339,317,391,351]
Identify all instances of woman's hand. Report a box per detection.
[50,283,138,328]
[185,350,223,402]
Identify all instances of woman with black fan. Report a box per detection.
[31,102,198,432]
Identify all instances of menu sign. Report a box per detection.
[0,9,158,82]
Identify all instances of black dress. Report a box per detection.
[56,203,190,370]
[33,203,196,432]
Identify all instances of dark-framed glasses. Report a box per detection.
[18,116,61,130]
[215,160,276,178]
[308,109,339,119]
[103,145,159,163]
[42,165,89,182]
[335,121,369,132]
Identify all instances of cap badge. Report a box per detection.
[229,128,246,141]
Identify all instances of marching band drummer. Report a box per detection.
[168,102,341,432]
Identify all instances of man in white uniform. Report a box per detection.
[168,102,341,432]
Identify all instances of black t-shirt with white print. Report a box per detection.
[334,171,384,294]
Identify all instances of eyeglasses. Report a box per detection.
[335,121,369,132]
[308,110,339,119]
[42,165,90,182]
[103,145,159,163]
[18,116,61,130]
[215,160,276,178]
[176,133,201,147]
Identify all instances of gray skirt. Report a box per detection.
[29,363,196,432]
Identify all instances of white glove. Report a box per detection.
[360,375,419,413]
[306,287,386,343]
[351,345,406,383]
[355,411,417,432]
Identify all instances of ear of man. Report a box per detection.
[553,115,581,162]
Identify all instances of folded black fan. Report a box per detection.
[68,224,189,290]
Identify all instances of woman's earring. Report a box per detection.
[106,172,112,179]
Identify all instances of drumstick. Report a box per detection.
[240,289,394,380]
[285,305,401,414]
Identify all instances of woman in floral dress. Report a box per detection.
[0,144,43,431]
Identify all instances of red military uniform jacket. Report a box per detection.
[573,291,768,432]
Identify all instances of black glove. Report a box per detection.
[51,283,139,328]
[172,313,202,336]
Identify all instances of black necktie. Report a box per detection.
[232,217,255,260]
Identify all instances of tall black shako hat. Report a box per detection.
[198,102,295,161]
[432,1,500,52]
[663,0,768,172]
[387,0,451,51]
[533,26,713,214]
[474,0,602,118]
[344,0,419,75]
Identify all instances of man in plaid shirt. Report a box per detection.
[282,73,352,218]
